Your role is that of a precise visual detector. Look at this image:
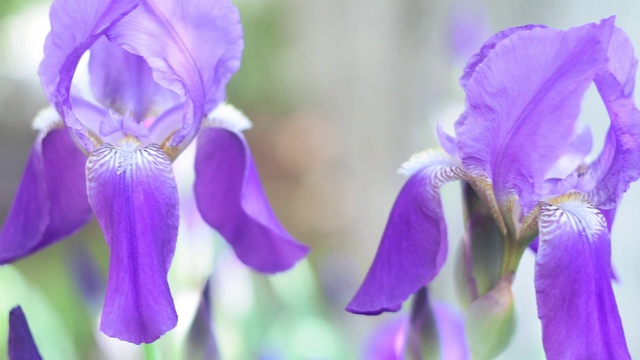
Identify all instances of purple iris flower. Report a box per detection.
[347,18,640,359]
[0,0,308,344]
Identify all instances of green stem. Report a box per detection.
[143,343,162,360]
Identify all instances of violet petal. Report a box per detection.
[86,141,178,344]
[38,0,142,151]
[8,306,42,360]
[106,0,244,148]
[194,127,308,273]
[88,37,177,121]
[346,150,464,315]
[455,19,613,210]
[0,120,91,264]
[535,197,630,359]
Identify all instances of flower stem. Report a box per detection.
[143,343,162,360]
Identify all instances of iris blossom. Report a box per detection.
[0,0,308,344]
[348,18,640,358]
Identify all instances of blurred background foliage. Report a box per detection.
[1,0,640,359]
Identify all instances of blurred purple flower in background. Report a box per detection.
[362,288,468,360]
[348,17,640,359]
[0,0,308,344]
[8,306,42,360]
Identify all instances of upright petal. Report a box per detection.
[106,0,244,148]
[535,196,629,359]
[0,110,91,264]
[194,111,308,273]
[88,37,178,121]
[86,140,179,344]
[455,19,613,209]
[38,0,142,151]
[587,37,640,208]
[606,26,637,97]
[347,150,465,314]
[8,306,43,360]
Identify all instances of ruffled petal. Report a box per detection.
[346,150,465,314]
[9,306,43,360]
[105,0,244,148]
[455,19,613,209]
[0,111,91,264]
[86,140,179,344]
[535,196,630,359]
[459,24,546,90]
[88,37,178,121]
[38,0,142,151]
[586,34,640,208]
[194,118,308,273]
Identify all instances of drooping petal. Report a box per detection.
[8,306,43,360]
[535,196,630,359]
[105,0,244,149]
[346,150,465,314]
[88,37,178,121]
[0,110,91,264]
[38,0,142,151]
[86,140,179,344]
[455,19,613,209]
[194,119,308,273]
[587,35,640,208]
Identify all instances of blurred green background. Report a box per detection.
[1,0,640,359]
